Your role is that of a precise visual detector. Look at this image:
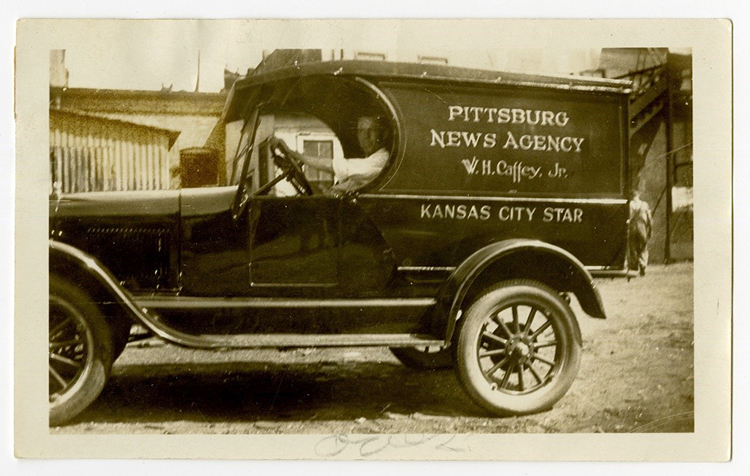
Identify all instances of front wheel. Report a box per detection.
[49,276,114,426]
[454,280,582,416]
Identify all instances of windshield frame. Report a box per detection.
[230,106,262,186]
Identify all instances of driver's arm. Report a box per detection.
[269,137,334,174]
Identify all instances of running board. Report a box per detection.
[134,296,437,310]
[49,241,444,350]
[158,333,444,349]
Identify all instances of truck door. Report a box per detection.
[337,197,396,294]
[248,196,340,289]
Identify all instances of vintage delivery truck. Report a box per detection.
[49,60,632,425]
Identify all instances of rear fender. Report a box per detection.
[435,239,606,344]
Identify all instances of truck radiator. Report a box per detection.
[85,226,173,291]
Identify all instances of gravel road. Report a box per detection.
[53,262,694,435]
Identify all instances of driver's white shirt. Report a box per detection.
[331,148,389,184]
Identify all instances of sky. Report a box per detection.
[62,44,603,93]
[55,21,613,93]
[61,22,265,92]
[51,21,695,93]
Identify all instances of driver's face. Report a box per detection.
[357,117,385,156]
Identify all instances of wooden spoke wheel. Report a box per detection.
[455,281,582,416]
[49,276,114,426]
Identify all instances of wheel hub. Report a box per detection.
[506,337,533,364]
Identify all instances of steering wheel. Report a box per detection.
[231,142,315,221]
[270,146,314,196]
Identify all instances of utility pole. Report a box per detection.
[194,50,201,93]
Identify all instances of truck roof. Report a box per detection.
[236,60,631,93]
[223,60,632,123]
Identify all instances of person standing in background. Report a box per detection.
[629,189,653,276]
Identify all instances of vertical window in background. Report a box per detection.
[302,139,335,190]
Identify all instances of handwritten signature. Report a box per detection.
[315,434,471,457]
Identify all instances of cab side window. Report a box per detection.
[271,114,345,196]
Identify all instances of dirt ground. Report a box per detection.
[53,262,694,435]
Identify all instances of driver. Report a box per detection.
[269,115,390,194]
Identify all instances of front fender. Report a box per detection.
[49,240,215,348]
[436,239,606,344]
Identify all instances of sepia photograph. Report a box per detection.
[14,18,731,461]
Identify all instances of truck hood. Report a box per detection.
[50,189,180,218]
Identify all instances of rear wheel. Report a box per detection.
[390,345,453,370]
[49,276,114,426]
[454,280,581,416]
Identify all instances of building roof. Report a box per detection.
[50,87,228,117]
[50,107,181,149]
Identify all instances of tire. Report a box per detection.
[454,280,582,416]
[390,346,453,370]
[49,276,114,426]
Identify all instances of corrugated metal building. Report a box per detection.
[50,86,227,190]
[50,108,179,194]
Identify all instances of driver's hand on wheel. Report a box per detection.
[269,136,291,155]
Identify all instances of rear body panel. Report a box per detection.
[377,82,628,198]
[358,195,628,270]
